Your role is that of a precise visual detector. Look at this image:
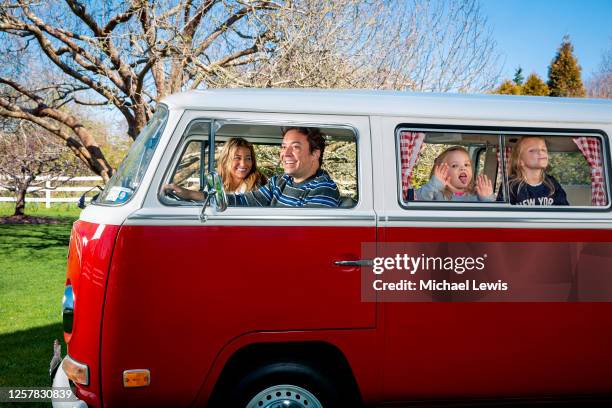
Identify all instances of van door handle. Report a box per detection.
[334,260,373,267]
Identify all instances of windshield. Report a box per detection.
[97,106,168,205]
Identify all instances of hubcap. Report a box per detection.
[245,384,323,408]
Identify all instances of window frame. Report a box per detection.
[158,117,361,209]
[396,124,611,212]
[159,120,210,207]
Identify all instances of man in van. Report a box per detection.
[228,127,340,208]
[164,127,341,207]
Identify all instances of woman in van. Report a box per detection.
[164,137,267,199]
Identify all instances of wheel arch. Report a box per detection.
[208,340,363,406]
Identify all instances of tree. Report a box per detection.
[547,35,586,97]
[587,40,612,99]
[513,67,524,85]
[493,80,521,95]
[521,73,549,96]
[0,0,500,179]
[0,120,84,216]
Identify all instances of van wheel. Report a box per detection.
[224,362,348,408]
[245,384,323,408]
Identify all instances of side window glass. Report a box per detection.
[170,140,207,192]
[322,139,358,204]
[501,135,608,207]
[399,130,499,203]
[214,123,358,208]
[161,120,209,205]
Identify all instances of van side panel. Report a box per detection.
[65,221,120,407]
[101,224,376,406]
[382,226,612,400]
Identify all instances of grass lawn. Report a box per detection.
[0,203,81,220]
[0,204,80,407]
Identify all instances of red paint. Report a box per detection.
[381,227,612,401]
[63,223,612,406]
[99,225,375,406]
[64,221,120,407]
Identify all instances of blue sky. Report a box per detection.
[481,0,612,82]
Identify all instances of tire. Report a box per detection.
[218,361,350,408]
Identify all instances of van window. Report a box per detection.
[160,120,210,205]
[214,123,358,207]
[398,128,608,208]
[399,130,500,203]
[170,140,207,193]
[499,135,608,207]
[97,106,168,205]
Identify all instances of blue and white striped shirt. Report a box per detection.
[228,169,340,208]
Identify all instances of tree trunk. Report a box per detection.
[14,187,27,217]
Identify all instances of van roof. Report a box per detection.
[160,88,612,125]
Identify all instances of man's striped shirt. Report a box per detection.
[227,169,340,208]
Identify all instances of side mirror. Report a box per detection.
[78,186,103,209]
[200,172,227,221]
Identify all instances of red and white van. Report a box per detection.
[52,89,612,407]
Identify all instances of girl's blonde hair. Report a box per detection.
[508,136,555,197]
[430,146,475,200]
[217,138,267,192]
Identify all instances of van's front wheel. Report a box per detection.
[245,383,323,408]
[223,362,347,408]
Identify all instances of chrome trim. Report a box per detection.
[334,259,373,266]
[128,214,200,220]
[62,285,74,334]
[128,213,376,222]
[384,215,612,223]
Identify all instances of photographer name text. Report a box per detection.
[371,253,509,292]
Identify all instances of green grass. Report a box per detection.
[0,210,78,407]
[0,202,82,221]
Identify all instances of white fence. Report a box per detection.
[0,176,104,208]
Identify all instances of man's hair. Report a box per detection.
[281,127,326,167]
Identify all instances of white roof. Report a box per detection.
[160,88,612,125]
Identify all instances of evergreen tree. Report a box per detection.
[493,80,521,95]
[547,36,586,97]
[513,67,525,85]
[522,73,550,96]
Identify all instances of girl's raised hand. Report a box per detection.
[434,163,449,185]
[475,174,493,198]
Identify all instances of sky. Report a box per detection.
[481,0,612,83]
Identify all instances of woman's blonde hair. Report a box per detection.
[429,146,474,200]
[508,136,555,197]
[217,138,267,192]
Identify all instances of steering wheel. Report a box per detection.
[165,190,183,201]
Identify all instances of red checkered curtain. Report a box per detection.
[399,131,425,199]
[573,137,607,206]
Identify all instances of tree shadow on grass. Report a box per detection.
[0,323,65,408]
[0,224,72,252]
[0,323,65,387]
